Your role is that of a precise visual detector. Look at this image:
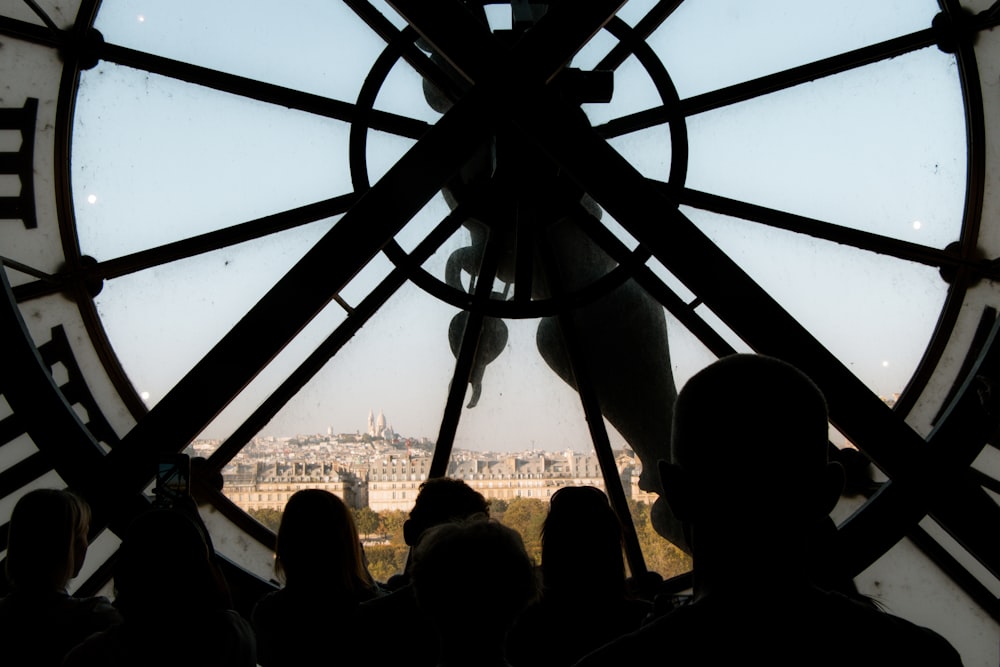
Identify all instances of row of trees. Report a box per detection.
[249,497,691,585]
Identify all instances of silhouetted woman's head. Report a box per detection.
[5,488,91,592]
[274,489,373,596]
[542,486,625,598]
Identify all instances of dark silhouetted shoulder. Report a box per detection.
[0,590,122,667]
[573,587,963,667]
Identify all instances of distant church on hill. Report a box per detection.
[367,408,396,441]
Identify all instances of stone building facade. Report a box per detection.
[223,448,641,514]
[223,461,362,512]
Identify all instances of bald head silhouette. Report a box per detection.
[659,354,844,580]
[574,355,964,667]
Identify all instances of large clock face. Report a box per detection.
[3,0,1000,662]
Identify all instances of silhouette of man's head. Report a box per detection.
[403,477,489,547]
[660,354,843,534]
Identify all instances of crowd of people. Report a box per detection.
[0,355,966,666]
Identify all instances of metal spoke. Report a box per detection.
[672,186,968,274]
[513,83,929,478]
[568,205,735,357]
[101,43,429,140]
[597,28,937,139]
[13,194,359,302]
[595,0,685,71]
[388,0,625,87]
[430,217,509,479]
[109,94,494,497]
[344,0,468,105]
[0,14,59,47]
[535,235,649,579]
[206,204,469,472]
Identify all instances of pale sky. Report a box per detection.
[71,0,964,450]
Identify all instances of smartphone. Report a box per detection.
[154,453,190,508]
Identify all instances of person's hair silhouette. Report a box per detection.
[349,477,491,667]
[573,354,964,667]
[4,488,92,593]
[273,488,375,596]
[539,486,627,598]
[0,489,122,667]
[403,476,491,549]
[412,516,538,667]
[253,489,380,667]
[507,486,651,667]
[386,476,490,591]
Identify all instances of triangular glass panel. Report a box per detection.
[73,64,353,259]
[94,0,387,101]
[684,49,965,246]
[684,205,948,397]
[94,218,340,404]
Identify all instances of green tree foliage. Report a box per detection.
[248,508,283,533]
[365,544,410,584]
[353,506,381,537]
[378,510,409,545]
[248,498,690,588]
[489,496,692,580]
[488,498,508,515]
[628,500,691,580]
[496,497,547,563]
[355,509,410,583]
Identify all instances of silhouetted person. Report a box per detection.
[574,354,964,667]
[0,489,121,667]
[63,508,254,666]
[507,486,651,667]
[252,489,380,667]
[394,476,493,589]
[412,517,538,667]
[351,477,490,667]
